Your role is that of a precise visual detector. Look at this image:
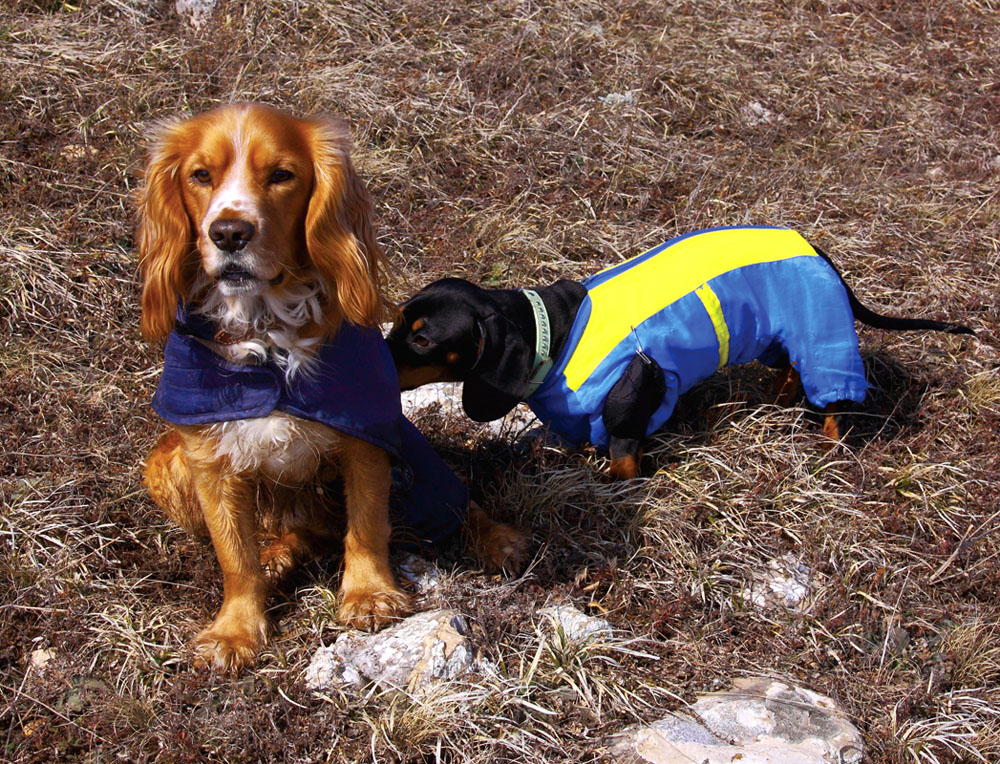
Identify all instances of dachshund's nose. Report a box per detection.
[209,218,255,252]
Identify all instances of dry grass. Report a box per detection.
[2,1,999,762]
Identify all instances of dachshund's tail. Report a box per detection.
[815,247,975,336]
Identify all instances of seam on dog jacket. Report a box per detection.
[151,310,466,546]
[694,284,729,369]
[525,226,869,448]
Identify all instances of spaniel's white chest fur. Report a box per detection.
[208,413,341,484]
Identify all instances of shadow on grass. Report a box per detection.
[649,351,932,454]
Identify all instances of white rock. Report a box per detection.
[400,381,539,438]
[397,554,442,593]
[601,91,639,108]
[400,382,464,419]
[59,144,97,161]
[539,604,612,642]
[304,609,476,693]
[175,0,216,28]
[745,554,822,612]
[743,101,781,125]
[611,677,862,763]
[611,714,733,764]
[28,648,57,673]
[692,677,863,763]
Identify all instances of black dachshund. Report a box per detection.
[388,227,972,478]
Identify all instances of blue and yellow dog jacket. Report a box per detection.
[525,226,869,448]
[152,310,467,547]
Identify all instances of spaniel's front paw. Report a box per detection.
[192,611,269,671]
[337,585,412,631]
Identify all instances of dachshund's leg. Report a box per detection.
[822,402,841,446]
[603,354,667,480]
[143,429,207,536]
[336,437,411,630]
[189,467,270,671]
[465,501,530,575]
[773,362,844,445]
[772,364,801,407]
[608,437,643,480]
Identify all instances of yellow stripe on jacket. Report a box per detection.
[563,227,817,391]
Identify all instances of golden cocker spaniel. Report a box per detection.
[137,103,523,671]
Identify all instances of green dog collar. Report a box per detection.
[522,289,553,396]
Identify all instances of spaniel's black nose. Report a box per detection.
[209,218,255,252]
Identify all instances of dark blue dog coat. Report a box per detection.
[152,310,467,547]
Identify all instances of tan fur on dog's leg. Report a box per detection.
[144,430,207,536]
[258,484,332,583]
[336,437,411,630]
[772,365,801,407]
[822,402,841,448]
[189,467,270,670]
[466,502,529,575]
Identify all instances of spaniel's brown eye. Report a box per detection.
[269,169,294,184]
[414,335,431,348]
[191,169,212,185]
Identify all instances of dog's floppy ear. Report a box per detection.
[303,117,386,328]
[462,313,534,422]
[138,119,196,342]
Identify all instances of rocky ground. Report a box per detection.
[2,1,999,762]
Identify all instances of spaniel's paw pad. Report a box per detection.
[337,587,412,631]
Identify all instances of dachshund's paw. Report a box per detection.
[192,614,269,671]
[474,520,530,575]
[337,586,412,631]
[607,453,640,481]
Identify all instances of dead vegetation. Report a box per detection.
[1,1,999,762]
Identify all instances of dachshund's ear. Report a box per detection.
[304,117,386,328]
[462,313,534,422]
[138,120,195,342]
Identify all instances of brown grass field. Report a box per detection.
[2,1,999,761]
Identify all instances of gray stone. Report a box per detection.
[399,381,539,438]
[692,676,862,761]
[28,648,57,673]
[399,382,464,420]
[609,677,863,764]
[601,91,639,108]
[538,604,612,642]
[175,0,216,28]
[745,554,823,613]
[610,714,728,764]
[743,101,782,125]
[304,609,476,694]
